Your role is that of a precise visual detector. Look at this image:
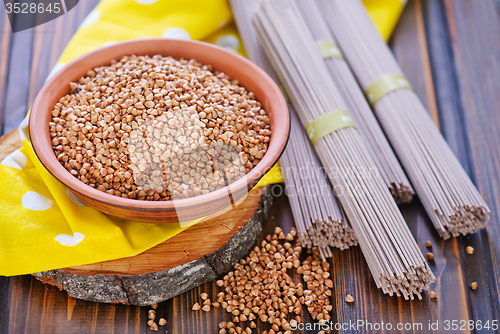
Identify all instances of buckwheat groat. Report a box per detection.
[49,55,271,201]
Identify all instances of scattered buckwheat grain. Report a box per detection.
[191,228,333,333]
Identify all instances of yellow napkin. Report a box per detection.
[363,0,407,42]
[0,0,405,276]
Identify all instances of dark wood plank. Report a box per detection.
[421,0,495,330]
[0,4,13,136]
[0,276,12,334]
[7,275,144,334]
[2,14,34,134]
[2,0,500,333]
[27,0,101,109]
[328,2,472,333]
[439,0,500,326]
[2,0,100,135]
[390,0,473,331]
[391,0,440,125]
[27,17,60,111]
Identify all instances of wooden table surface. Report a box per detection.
[1,0,499,333]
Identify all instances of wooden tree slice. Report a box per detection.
[0,129,273,306]
[0,129,22,162]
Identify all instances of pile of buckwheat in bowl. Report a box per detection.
[49,55,271,201]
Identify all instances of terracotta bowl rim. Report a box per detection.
[29,38,289,212]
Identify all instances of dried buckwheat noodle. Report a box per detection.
[321,0,490,238]
[295,0,414,204]
[253,0,434,299]
[230,0,357,257]
[282,112,358,256]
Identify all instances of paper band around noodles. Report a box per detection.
[315,40,344,59]
[306,109,356,145]
[364,73,413,106]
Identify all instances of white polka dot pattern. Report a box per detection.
[1,150,27,170]
[67,189,87,206]
[215,35,239,51]
[133,0,158,4]
[162,27,191,40]
[55,232,85,246]
[18,117,29,141]
[22,191,53,211]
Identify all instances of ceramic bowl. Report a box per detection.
[29,38,289,223]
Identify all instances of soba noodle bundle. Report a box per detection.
[322,0,490,238]
[230,0,357,257]
[254,0,434,299]
[295,0,414,204]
